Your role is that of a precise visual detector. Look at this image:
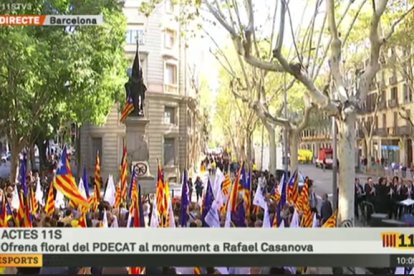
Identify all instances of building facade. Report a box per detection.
[300,48,414,167]
[80,0,202,183]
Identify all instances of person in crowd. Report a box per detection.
[194,176,203,202]
[309,180,318,212]
[188,177,193,202]
[320,193,332,225]
[364,177,376,203]
[354,178,364,220]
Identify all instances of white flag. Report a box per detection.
[215,267,229,274]
[168,197,176,228]
[11,188,20,210]
[175,267,193,274]
[229,267,250,275]
[213,167,225,197]
[395,267,414,274]
[253,183,266,209]
[78,178,87,200]
[55,189,65,209]
[103,175,116,207]
[35,178,44,206]
[224,199,232,228]
[111,215,119,228]
[312,213,319,228]
[150,199,159,228]
[102,210,108,228]
[290,209,300,228]
[205,202,220,228]
[262,205,271,228]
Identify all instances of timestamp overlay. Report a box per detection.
[390,255,414,267]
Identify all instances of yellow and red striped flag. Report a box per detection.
[54,147,89,208]
[229,168,242,213]
[321,210,338,228]
[78,212,87,228]
[94,152,102,203]
[114,181,122,209]
[221,174,231,197]
[45,182,55,216]
[120,146,128,202]
[120,95,135,123]
[155,163,168,227]
[194,267,202,274]
[287,171,299,205]
[30,187,38,216]
[0,193,7,228]
[129,267,145,274]
[296,180,309,212]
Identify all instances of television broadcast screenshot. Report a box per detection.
[0,0,413,274]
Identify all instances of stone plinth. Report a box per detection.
[125,116,155,194]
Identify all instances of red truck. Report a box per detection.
[316,148,333,169]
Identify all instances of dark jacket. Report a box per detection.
[320,200,333,224]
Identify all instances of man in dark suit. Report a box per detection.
[355,178,364,219]
[320,193,333,225]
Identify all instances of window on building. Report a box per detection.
[407,109,411,126]
[375,116,378,129]
[125,29,145,45]
[165,63,177,85]
[164,138,175,166]
[165,0,174,13]
[382,114,386,129]
[91,137,102,167]
[394,112,398,128]
[403,84,412,103]
[381,90,386,102]
[391,87,398,100]
[164,29,176,49]
[164,106,176,124]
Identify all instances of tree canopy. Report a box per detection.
[0,0,127,180]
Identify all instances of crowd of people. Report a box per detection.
[354,175,414,221]
[0,146,412,274]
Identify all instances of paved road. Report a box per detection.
[298,164,377,200]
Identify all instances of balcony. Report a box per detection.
[397,125,413,136]
[164,84,178,94]
[389,76,397,85]
[388,99,398,108]
[387,127,396,135]
[378,100,386,110]
[374,128,387,136]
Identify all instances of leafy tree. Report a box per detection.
[0,0,127,181]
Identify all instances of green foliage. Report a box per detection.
[0,0,127,147]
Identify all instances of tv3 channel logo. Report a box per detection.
[382,232,414,249]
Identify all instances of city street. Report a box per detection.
[298,164,375,200]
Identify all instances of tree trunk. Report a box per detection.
[28,143,35,172]
[366,137,372,172]
[76,126,81,177]
[37,137,47,172]
[265,124,276,174]
[337,113,356,224]
[289,130,299,173]
[9,139,23,183]
[246,132,252,164]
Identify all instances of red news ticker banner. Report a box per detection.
[0,15,46,26]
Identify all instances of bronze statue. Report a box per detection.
[125,40,146,116]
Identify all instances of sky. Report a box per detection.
[187,0,322,100]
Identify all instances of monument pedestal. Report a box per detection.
[125,117,156,194]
